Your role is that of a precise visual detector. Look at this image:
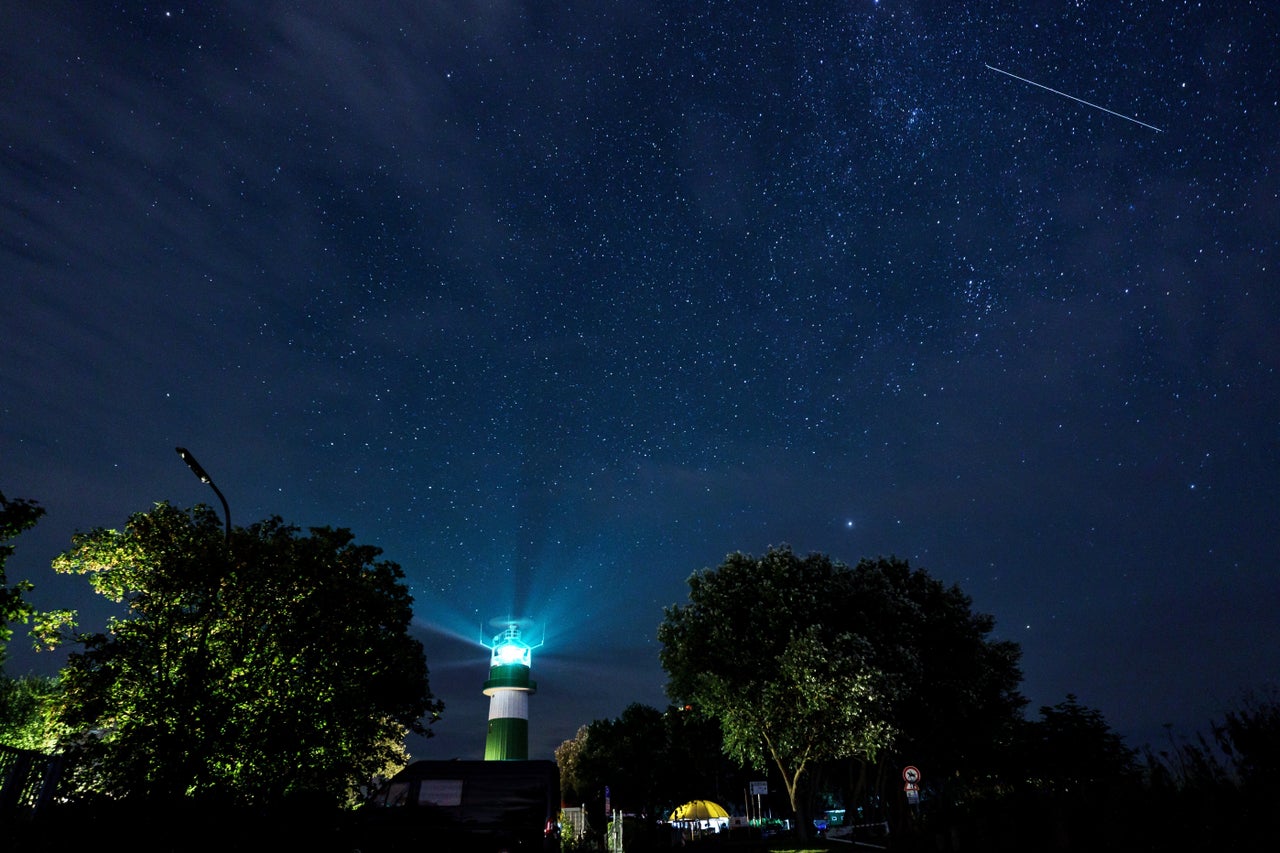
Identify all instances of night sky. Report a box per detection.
[3,1,1278,764]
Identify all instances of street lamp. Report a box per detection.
[175,446,230,543]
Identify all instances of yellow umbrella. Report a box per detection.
[669,800,730,821]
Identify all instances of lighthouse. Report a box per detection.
[482,621,539,760]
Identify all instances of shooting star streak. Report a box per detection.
[985,63,1163,133]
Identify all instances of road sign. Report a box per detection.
[750,780,768,796]
[902,765,921,784]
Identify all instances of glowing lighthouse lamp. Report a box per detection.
[482,620,542,760]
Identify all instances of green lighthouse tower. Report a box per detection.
[482,621,539,760]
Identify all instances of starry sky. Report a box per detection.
[3,1,1278,764]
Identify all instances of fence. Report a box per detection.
[0,743,64,817]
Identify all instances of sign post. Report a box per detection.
[902,766,922,807]
[749,781,767,836]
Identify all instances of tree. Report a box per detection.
[659,548,1027,836]
[659,548,895,834]
[662,702,745,809]
[1,490,46,666]
[840,556,1026,789]
[1139,691,1280,848]
[1216,690,1280,790]
[1021,695,1137,793]
[0,491,59,751]
[555,724,590,804]
[0,673,60,751]
[45,502,442,806]
[557,703,741,849]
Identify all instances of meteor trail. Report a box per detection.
[985,63,1163,133]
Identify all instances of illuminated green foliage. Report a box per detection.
[658,548,1025,834]
[836,555,1026,784]
[0,673,61,750]
[0,491,59,752]
[659,548,895,826]
[47,502,441,806]
[1,490,46,665]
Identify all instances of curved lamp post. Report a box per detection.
[175,446,230,543]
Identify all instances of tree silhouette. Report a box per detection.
[47,502,441,806]
[659,548,896,837]
[0,491,45,666]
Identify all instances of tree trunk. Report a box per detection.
[777,757,811,841]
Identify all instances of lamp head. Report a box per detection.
[487,620,538,668]
[175,447,213,484]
